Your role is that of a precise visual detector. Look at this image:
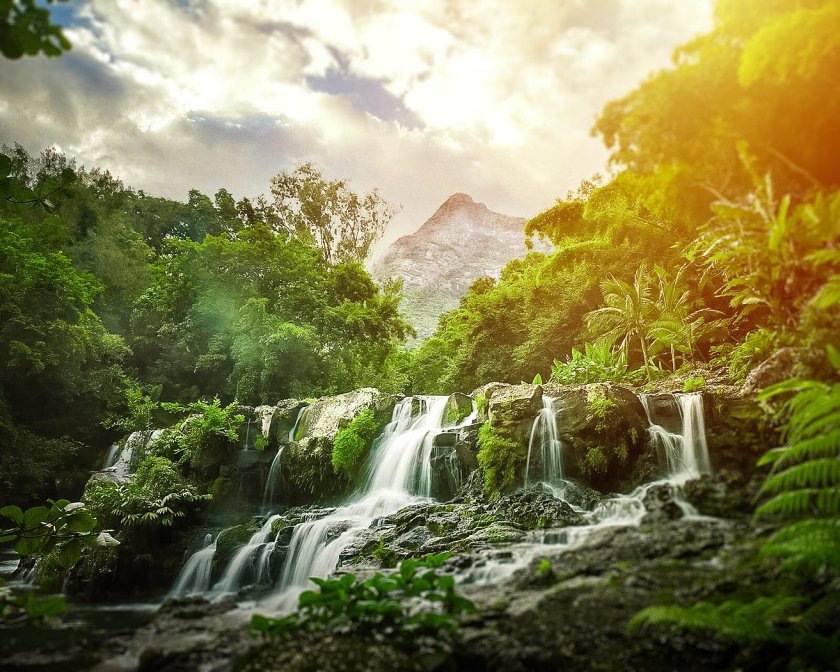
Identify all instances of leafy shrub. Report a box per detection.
[551,341,634,385]
[475,393,488,419]
[155,398,244,467]
[84,455,210,528]
[711,328,791,384]
[331,409,380,477]
[477,421,524,497]
[630,346,840,668]
[682,376,705,392]
[250,552,475,662]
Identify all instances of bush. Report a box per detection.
[712,328,792,384]
[155,398,244,468]
[331,409,380,478]
[551,341,635,385]
[476,421,524,497]
[249,552,475,663]
[84,455,210,528]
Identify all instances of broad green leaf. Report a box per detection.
[58,538,83,568]
[23,506,50,528]
[0,505,24,524]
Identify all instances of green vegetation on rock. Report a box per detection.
[331,409,381,478]
[476,421,524,497]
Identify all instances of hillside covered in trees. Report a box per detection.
[2,1,839,671]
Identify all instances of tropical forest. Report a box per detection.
[1,1,839,670]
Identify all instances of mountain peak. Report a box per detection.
[371,194,533,342]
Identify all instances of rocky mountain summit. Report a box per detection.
[371,193,536,341]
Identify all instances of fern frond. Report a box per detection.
[629,597,803,642]
[773,430,840,468]
[762,459,840,492]
[756,489,822,519]
[797,589,840,634]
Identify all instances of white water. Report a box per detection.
[268,395,471,610]
[103,429,163,476]
[262,407,307,507]
[215,515,281,593]
[457,392,711,586]
[639,393,711,477]
[169,533,217,597]
[524,396,564,494]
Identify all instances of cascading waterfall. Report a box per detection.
[214,515,281,593]
[104,429,163,476]
[262,407,308,507]
[457,391,712,586]
[524,396,563,493]
[268,395,467,610]
[169,533,217,597]
[640,392,711,478]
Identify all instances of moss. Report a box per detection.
[586,386,616,432]
[476,421,525,497]
[475,393,488,420]
[254,434,269,451]
[371,539,398,568]
[578,446,608,476]
[682,376,706,392]
[331,409,380,478]
[35,548,65,592]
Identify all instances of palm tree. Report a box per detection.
[585,265,655,379]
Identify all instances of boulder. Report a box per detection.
[442,393,474,427]
[487,384,543,444]
[741,347,800,396]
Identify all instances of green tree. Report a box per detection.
[270,162,395,264]
[0,0,70,59]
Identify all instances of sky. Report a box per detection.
[0,0,712,257]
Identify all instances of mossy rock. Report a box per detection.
[212,524,253,580]
[442,393,473,427]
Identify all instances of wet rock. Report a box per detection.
[640,483,684,525]
[442,392,474,427]
[487,384,543,444]
[282,388,398,502]
[212,524,254,580]
[682,470,762,518]
[492,488,586,529]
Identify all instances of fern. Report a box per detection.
[630,346,840,665]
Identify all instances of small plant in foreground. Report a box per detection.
[250,552,475,665]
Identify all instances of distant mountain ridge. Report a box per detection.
[370,193,534,342]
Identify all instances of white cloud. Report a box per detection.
[0,0,713,257]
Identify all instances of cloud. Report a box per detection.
[0,0,713,256]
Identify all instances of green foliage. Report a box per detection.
[476,421,523,497]
[250,552,475,663]
[682,376,705,393]
[630,346,840,668]
[532,373,542,385]
[551,341,633,385]
[84,455,210,529]
[157,398,244,468]
[0,579,66,627]
[0,499,98,565]
[0,1,71,59]
[712,328,789,384]
[254,433,269,451]
[331,409,380,478]
[475,392,488,419]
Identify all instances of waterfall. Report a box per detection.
[169,533,216,598]
[106,429,163,476]
[102,442,120,470]
[268,395,467,610]
[457,392,711,587]
[525,396,563,493]
[262,407,308,507]
[639,392,711,478]
[214,515,281,593]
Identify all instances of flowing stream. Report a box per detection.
[262,407,307,508]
